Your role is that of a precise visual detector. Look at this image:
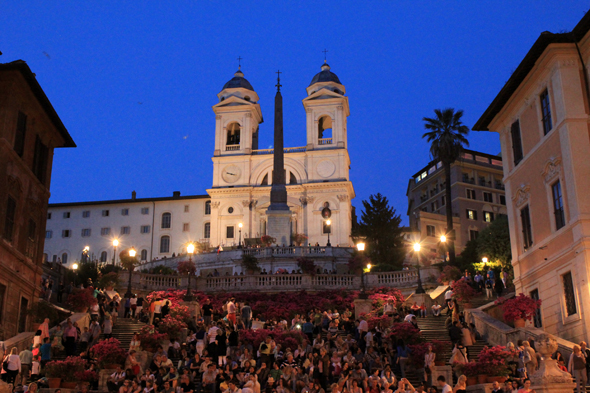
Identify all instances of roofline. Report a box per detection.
[48,194,210,208]
[0,60,76,147]
[473,10,590,131]
[410,148,502,178]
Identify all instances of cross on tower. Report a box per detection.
[322,49,328,62]
[237,56,242,69]
[276,70,282,91]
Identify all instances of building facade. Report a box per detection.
[44,62,355,266]
[0,60,75,338]
[473,11,590,342]
[406,150,506,261]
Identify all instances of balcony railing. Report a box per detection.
[226,145,240,151]
[252,146,307,155]
[318,138,333,145]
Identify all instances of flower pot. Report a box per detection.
[48,378,61,389]
[477,374,488,384]
[61,381,77,389]
[486,376,508,384]
[513,318,526,328]
[466,376,477,386]
[443,281,450,286]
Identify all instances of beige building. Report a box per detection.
[473,11,590,341]
[406,149,506,262]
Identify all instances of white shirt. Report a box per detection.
[154,301,162,313]
[228,301,236,314]
[441,384,452,393]
[358,320,368,332]
[444,290,453,300]
[208,327,219,344]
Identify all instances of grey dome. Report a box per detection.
[309,63,341,86]
[223,70,255,91]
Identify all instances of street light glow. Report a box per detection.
[84,246,89,252]
[326,219,331,226]
[72,263,79,270]
[238,223,243,228]
[113,239,119,247]
[187,243,195,254]
[129,248,136,257]
[357,242,365,252]
[482,257,488,263]
[367,263,372,271]
[440,235,446,243]
[413,243,421,252]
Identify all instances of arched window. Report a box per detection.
[261,173,269,185]
[43,253,48,263]
[100,251,108,262]
[226,122,241,146]
[161,212,171,229]
[204,223,211,239]
[140,249,148,261]
[289,172,297,184]
[318,116,333,144]
[205,201,211,215]
[160,236,170,253]
[62,253,68,265]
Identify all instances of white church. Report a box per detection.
[44,63,356,265]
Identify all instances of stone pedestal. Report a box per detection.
[529,333,576,393]
[431,365,452,389]
[99,369,111,390]
[136,350,152,371]
[530,382,577,393]
[266,209,292,246]
[354,298,373,320]
[180,300,201,319]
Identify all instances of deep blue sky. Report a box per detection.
[2,2,588,224]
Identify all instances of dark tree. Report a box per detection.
[476,215,512,268]
[354,193,405,271]
[422,108,470,265]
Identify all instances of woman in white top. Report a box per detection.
[424,345,436,384]
[3,347,21,384]
[129,333,141,352]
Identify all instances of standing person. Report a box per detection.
[454,375,467,392]
[39,338,52,367]
[3,347,21,384]
[227,298,237,328]
[103,315,113,339]
[202,299,213,326]
[161,301,170,319]
[57,282,65,303]
[130,295,138,318]
[89,320,101,348]
[569,345,587,393]
[396,339,410,379]
[424,345,435,387]
[136,296,144,319]
[124,297,131,319]
[18,346,33,385]
[241,302,252,329]
[39,318,50,342]
[437,375,452,393]
[485,277,494,299]
[63,320,78,356]
[444,289,453,314]
[495,276,504,298]
[581,341,590,385]
[0,340,5,364]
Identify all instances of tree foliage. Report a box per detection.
[242,254,260,273]
[353,193,405,271]
[119,248,140,271]
[476,215,512,268]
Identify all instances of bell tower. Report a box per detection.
[212,68,263,157]
[302,62,350,150]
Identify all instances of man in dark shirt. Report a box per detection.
[448,321,463,345]
[491,380,504,393]
[202,299,213,326]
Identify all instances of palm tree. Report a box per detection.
[422,108,470,265]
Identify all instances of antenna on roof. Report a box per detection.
[237,56,242,70]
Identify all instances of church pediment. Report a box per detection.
[303,88,344,101]
[213,96,255,108]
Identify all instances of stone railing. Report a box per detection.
[318,138,333,145]
[251,146,307,155]
[130,270,425,293]
[243,246,332,257]
[226,145,240,151]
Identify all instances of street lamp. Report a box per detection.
[238,223,243,249]
[326,220,332,246]
[184,243,195,301]
[83,246,89,263]
[357,242,368,299]
[357,242,365,252]
[125,247,137,299]
[413,243,426,294]
[440,235,446,243]
[482,257,488,264]
[112,239,119,266]
[72,262,79,287]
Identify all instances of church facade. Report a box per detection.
[44,63,355,266]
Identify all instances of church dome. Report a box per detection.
[223,69,255,91]
[309,63,341,86]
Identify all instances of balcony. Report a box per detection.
[226,144,240,151]
[318,138,333,145]
[251,146,307,155]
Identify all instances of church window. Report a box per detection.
[183,223,190,232]
[318,116,333,144]
[161,212,171,229]
[160,235,170,253]
[562,272,577,316]
[140,249,148,261]
[228,207,234,214]
[226,226,235,239]
[226,122,241,146]
[100,251,107,263]
[289,172,297,184]
[205,201,211,215]
[204,223,211,239]
[261,174,269,185]
[62,253,68,264]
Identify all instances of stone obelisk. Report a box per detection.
[266,71,291,246]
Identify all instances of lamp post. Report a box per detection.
[357,242,368,298]
[83,246,89,263]
[72,262,79,288]
[414,243,426,294]
[326,219,332,246]
[238,223,243,249]
[184,243,195,301]
[112,239,119,266]
[125,248,137,299]
[439,235,447,262]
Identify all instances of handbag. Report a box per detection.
[2,356,9,372]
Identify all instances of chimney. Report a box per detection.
[173,191,181,198]
[131,191,137,200]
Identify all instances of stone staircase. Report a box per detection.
[101,317,147,350]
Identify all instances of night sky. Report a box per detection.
[2,2,587,224]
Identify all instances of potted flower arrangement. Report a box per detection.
[455,361,480,386]
[438,265,462,285]
[291,233,308,246]
[45,356,87,388]
[90,338,127,369]
[261,235,275,247]
[138,325,167,352]
[157,315,188,340]
[407,340,450,369]
[239,328,308,351]
[74,369,98,390]
[387,322,423,345]
[495,294,542,328]
[67,288,97,312]
[44,360,65,388]
[241,254,261,274]
[296,257,317,275]
[478,345,519,383]
[451,278,477,309]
